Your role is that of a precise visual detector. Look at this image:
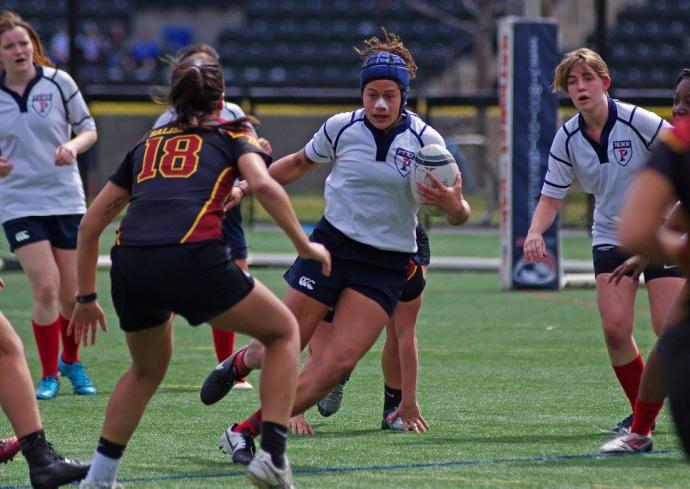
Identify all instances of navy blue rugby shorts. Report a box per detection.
[110,240,254,332]
[223,205,248,260]
[2,214,82,251]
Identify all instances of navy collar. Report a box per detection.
[0,65,44,113]
[364,109,412,162]
[578,97,617,163]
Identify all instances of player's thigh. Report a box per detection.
[325,288,389,368]
[124,320,173,375]
[646,276,686,334]
[210,280,301,346]
[14,241,60,292]
[595,274,637,330]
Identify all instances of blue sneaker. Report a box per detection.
[35,375,60,400]
[59,357,96,396]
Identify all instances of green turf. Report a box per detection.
[0,267,686,488]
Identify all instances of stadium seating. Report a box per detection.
[607,0,690,89]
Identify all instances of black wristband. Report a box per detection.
[76,292,97,304]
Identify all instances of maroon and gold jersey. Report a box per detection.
[645,117,690,213]
[110,124,268,246]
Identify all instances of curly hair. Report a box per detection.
[354,28,417,80]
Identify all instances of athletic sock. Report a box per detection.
[234,408,262,437]
[233,346,251,378]
[210,327,235,364]
[612,353,644,411]
[58,315,79,363]
[85,437,126,484]
[631,399,664,436]
[383,384,402,414]
[260,421,288,469]
[32,318,60,378]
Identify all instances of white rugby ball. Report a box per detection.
[411,143,459,216]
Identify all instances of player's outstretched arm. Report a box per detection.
[238,152,331,276]
[69,182,129,345]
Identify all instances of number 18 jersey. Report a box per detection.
[110,125,268,247]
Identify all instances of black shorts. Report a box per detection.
[592,244,683,281]
[110,241,254,332]
[223,205,248,260]
[2,214,82,252]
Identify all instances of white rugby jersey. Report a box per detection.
[542,98,668,246]
[305,109,445,253]
[0,65,95,224]
[153,101,246,128]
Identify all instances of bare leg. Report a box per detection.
[0,311,41,438]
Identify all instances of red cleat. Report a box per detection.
[0,437,21,463]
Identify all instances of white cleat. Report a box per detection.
[233,380,254,390]
[246,448,295,489]
[600,432,653,454]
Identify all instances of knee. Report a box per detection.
[602,318,632,349]
[33,282,58,309]
[327,351,358,378]
[0,331,25,362]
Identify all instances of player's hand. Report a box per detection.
[0,156,14,177]
[68,301,108,346]
[416,171,463,214]
[258,137,273,156]
[298,242,331,277]
[55,142,77,165]
[523,231,547,263]
[223,186,245,211]
[607,255,646,285]
[288,413,314,436]
[388,401,429,434]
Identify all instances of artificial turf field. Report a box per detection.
[0,230,688,488]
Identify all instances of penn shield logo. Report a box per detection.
[298,276,315,290]
[394,148,415,177]
[31,93,53,118]
[612,140,633,166]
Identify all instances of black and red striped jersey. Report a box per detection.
[110,124,268,246]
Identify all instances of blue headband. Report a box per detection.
[360,52,409,107]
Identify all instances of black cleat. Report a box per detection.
[21,433,90,489]
[200,347,248,406]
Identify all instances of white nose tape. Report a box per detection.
[375,97,388,110]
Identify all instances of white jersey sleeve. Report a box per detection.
[51,68,96,133]
[541,122,575,199]
[304,111,357,164]
[624,104,668,149]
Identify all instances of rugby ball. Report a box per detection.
[411,143,459,217]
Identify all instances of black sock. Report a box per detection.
[260,421,287,469]
[97,436,126,459]
[19,430,49,467]
[383,384,402,413]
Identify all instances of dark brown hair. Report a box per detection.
[354,28,417,80]
[0,10,54,68]
[677,68,690,88]
[152,52,256,131]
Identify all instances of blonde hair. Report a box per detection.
[552,48,609,93]
[0,10,54,68]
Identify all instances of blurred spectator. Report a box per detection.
[77,22,106,63]
[105,21,135,82]
[49,24,69,66]
[130,28,159,65]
